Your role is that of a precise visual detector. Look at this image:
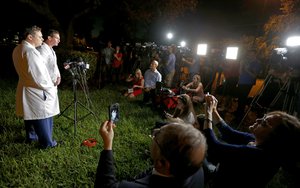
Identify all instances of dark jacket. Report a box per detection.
[94,150,205,188]
[203,120,280,188]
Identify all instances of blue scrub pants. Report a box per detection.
[24,117,57,148]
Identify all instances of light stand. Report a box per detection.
[59,69,95,137]
[237,72,300,129]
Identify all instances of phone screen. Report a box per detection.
[109,103,120,123]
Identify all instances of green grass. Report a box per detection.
[0,79,160,187]
[0,79,298,187]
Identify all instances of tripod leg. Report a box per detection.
[269,78,289,111]
[58,77,79,137]
[295,82,300,118]
[282,79,292,111]
[60,74,96,137]
[237,74,272,129]
[288,81,300,115]
[76,101,95,121]
[59,100,75,119]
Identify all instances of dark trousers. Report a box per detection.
[143,89,156,104]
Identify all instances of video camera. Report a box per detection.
[271,35,300,70]
[271,46,300,71]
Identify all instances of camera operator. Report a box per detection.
[162,45,176,88]
[182,52,200,82]
[235,49,262,124]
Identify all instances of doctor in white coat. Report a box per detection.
[37,29,61,87]
[37,28,61,122]
[12,25,59,148]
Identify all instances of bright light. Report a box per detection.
[226,47,239,60]
[180,41,186,47]
[286,36,300,47]
[167,33,173,39]
[197,44,207,55]
[274,47,287,54]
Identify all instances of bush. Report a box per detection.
[56,49,99,87]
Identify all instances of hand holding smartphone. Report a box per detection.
[109,103,120,123]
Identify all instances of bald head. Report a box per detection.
[151,123,207,179]
[152,60,158,66]
[150,60,159,71]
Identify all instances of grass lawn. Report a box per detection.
[0,78,161,187]
[0,78,298,187]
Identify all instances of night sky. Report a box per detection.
[1,0,281,47]
[157,0,281,44]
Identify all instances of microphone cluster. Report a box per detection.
[63,57,90,76]
[64,57,89,70]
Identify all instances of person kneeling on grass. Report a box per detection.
[95,121,207,188]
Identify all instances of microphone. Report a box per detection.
[63,59,71,70]
[77,57,84,66]
[63,59,75,76]
[76,57,89,71]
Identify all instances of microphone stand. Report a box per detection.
[59,73,95,137]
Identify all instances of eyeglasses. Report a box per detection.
[52,36,60,40]
[151,128,164,152]
[258,115,270,127]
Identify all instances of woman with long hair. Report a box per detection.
[124,68,144,99]
[182,74,205,103]
[164,94,200,129]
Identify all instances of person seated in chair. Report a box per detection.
[143,60,162,105]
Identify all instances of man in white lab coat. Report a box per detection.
[37,29,61,120]
[12,25,59,148]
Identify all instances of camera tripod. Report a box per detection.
[59,75,95,137]
[269,75,300,116]
[238,73,300,128]
[237,74,273,128]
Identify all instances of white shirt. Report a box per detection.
[144,69,162,88]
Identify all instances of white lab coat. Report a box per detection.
[37,43,61,84]
[37,42,60,114]
[12,41,60,120]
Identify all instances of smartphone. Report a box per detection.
[108,103,120,123]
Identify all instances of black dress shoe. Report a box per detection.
[25,139,38,144]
